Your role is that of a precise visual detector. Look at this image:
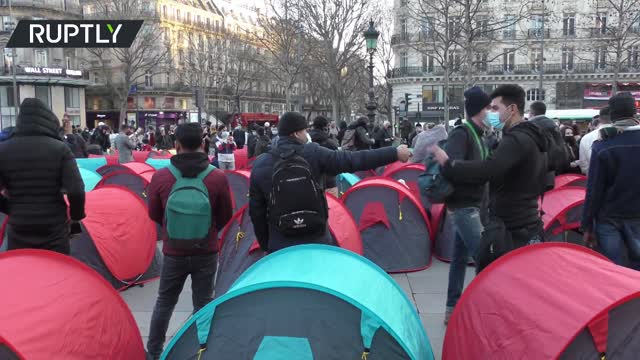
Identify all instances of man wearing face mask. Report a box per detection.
[441,86,491,324]
[249,112,412,252]
[431,84,549,254]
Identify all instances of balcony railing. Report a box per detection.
[589,27,611,37]
[1,0,83,15]
[503,30,517,39]
[527,28,551,39]
[391,62,640,78]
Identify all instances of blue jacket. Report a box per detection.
[581,126,640,230]
[249,136,398,252]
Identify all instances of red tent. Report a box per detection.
[224,170,251,212]
[70,186,161,290]
[342,177,432,273]
[132,151,151,163]
[384,163,426,203]
[542,187,586,243]
[444,243,640,359]
[149,150,173,159]
[555,174,587,188]
[215,194,363,297]
[234,147,249,170]
[0,250,145,359]
[121,162,155,175]
[89,153,119,165]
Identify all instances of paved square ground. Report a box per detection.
[122,258,474,359]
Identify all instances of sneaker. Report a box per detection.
[444,307,453,326]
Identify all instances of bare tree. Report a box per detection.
[293,0,377,121]
[374,10,395,123]
[593,0,640,93]
[84,0,169,125]
[254,0,309,109]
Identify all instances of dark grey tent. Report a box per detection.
[342,178,432,273]
[162,245,433,360]
[223,170,251,213]
[95,171,151,205]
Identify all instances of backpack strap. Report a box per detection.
[196,165,216,181]
[167,164,181,180]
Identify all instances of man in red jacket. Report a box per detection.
[146,123,232,359]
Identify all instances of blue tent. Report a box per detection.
[76,158,107,173]
[162,245,433,360]
[145,158,171,170]
[336,173,361,197]
[79,168,102,192]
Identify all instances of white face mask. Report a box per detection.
[271,128,278,135]
[306,133,312,144]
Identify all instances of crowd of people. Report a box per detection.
[0,83,639,358]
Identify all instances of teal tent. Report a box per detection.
[336,173,361,197]
[79,168,102,192]
[145,158,171,170]
[76,158,107,173]
[162,245,433,360]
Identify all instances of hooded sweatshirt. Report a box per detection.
[0,98,85,226]
[443,120,549,230]
[147,152,233,256]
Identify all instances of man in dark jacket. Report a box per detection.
[309,116,339,195]
[582,94,640,270]
[0,98,85,254]
[528,101,569,190]
[343,117,375,150]
[232,124,246,149]
[432,84,548,248]
[249,112,411,253]
[62,115,88,158]
[146,123,233,359]
[442,86,491,324]
[400,119,412,145]
[90,124,110,152]
[247,124,258,158]
[253,126,272,157]
[375,121,394,148]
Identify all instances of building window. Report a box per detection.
[422,55,434,72]
[65,87,80,108]
[400,0,408,6]
[595,47,607,69]
[596,13,607,34]
[476,17,490,38]
[69,115,80,127]
[503,15,516,39]
[630,46,640,67]
[176,9,181,21]
[400,17,408,37]
[0,86,17,129]
[34,49,48,67]
[504,50,516,71]
[526,88,545,101]
[563,13,575,36]
[215,20,220,32]
[562,47,575,70]
[400,52,409,68]
[35,86,51,109]
[162,5,167,18]
[2,16,14,32]
[530,49,542,71]
[145,71,153,87]
[187,12,191,24]
[422,85,441,103]
[449,53,461,71]
[476,52,488,71]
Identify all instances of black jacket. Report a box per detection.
[249,136,398,252]
[90,127,110,152]
[444,121,488,209]
[529,115,570,188]
[309,128,339,188]
[64,133,89,158]
[254,135,272,158]
[375,127,394,148]
[346,119,374,150]
[247,133,258,158]
[443,121,548,230]
[0,98,85,227]
[233,128,246,149]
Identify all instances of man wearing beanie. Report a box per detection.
[249,112,412,253]
[582,93,640,270]
[0,98,85,254]
[439,86,491,324]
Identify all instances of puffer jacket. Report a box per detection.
[0,98,85,226]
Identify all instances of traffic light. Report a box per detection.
[404,93,412,111]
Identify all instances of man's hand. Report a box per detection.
[429,145,449,166]
[397,145,412,162]
[583,231,597,249]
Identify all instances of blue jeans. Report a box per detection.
[446,207,484,309]
[596,218,640,270]
[147,254,217,358]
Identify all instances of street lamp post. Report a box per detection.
[363,20,380,125]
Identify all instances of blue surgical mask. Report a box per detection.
[487,112,503,130]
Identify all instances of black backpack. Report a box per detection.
[268,148,328,237]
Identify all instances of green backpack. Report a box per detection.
[166,164,215,249]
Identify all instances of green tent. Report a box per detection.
[145,158,171,170]
[76,158,107,173]
[162,245,433,360]
[78,168,102,192]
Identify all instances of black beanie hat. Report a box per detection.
[464,86,491,119]
[278,112,308,136]
[609,93,636,121]
[312,116,329,129]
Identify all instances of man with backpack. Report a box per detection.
[528,101,569,190]
[341,117,375,151]
[146,123,233,359]
[441,86,492,325]
[431,84,549,270]
[249,112,412,253]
